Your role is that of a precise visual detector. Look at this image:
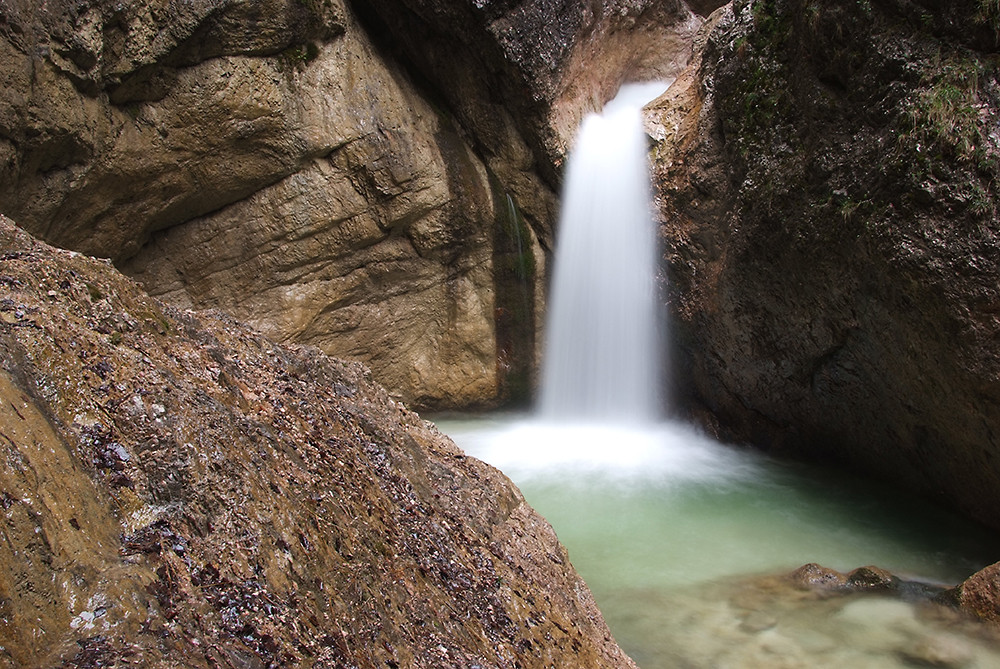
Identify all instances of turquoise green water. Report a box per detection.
[433,415,1000,668]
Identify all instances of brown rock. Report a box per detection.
[848,566,900,592]
[0,0,544,410]
[0,0,345,259]
[956,562,1000,623]
[356,0,704,236]
[790,563,849,591]
[118,14,507,411]
[0,0,710,412]
[0,216,635,668]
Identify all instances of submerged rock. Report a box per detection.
[622,565,1000,668]
[781,562,1000,665]
[897,635,975,669]
[650,0,1000,529]
[0,216,635,668]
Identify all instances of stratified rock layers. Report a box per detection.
[0,216,635,668]
[650,0,1000,527]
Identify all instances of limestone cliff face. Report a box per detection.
[649,0,1000,527]
[0,0,533,410]
[117,13,506,411]
[0,216,636,668]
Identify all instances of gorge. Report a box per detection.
[435,60,1000,667]
[3,0,1000,666]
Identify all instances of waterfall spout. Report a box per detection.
[538,82,668,424]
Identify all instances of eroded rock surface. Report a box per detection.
[0,216,636,668]
[955,562,1000,623]
[116,10,508,411]
[649,0,1000,528]
[0,0,539,410]
[353,0,708,243]
[0,0,345,258]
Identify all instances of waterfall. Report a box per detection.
[538,82,668,424]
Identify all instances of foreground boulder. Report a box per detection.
[650,0,1000,528]
[0,216,635,668]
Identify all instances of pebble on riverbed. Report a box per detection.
[739,610,779,634]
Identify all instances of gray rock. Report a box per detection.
[649,0,1000,529]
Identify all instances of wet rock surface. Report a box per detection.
[649,0,1000,529]
[0,216,636,668]
[790,563,938,599]
[953,562,1000,624]
[352,0,702,199]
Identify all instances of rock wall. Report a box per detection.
[352,0,707,236]
[649,0,1000,527]
[0,0,710,410]
[116,9,508,411]
[0,0,536,410]
[0,216,636,668]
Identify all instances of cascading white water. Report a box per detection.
[538,82,668,424]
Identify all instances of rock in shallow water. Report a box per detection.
[847,565,900,592]
[790,563,849,592]
[954,562,1000,623]
[615,566,1000,669]
[0,216,635,668]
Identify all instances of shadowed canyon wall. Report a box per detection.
[0,215,637,668]
[649,0,1000,527]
